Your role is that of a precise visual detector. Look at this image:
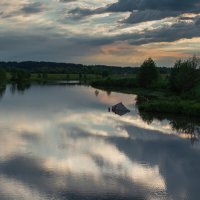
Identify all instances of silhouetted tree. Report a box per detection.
[137,58,159,88]
[169,56,200,93]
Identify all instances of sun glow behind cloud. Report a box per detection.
[0,0,200,66]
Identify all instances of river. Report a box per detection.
[0,84,199,200]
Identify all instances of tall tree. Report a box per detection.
[137,58,159,88]
[169,56,200,93]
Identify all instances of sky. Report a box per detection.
[0,0,200,67]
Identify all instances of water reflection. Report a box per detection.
[95,90,99,96]
[10,83,31,94]
[0,85,6,99]
[137,98,200,144]
[0,85,199,200]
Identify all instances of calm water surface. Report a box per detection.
[0,84,199,200]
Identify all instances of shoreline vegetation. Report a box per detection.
[92,57,200,117]
[91,85,200,117]
[0,57,200,117]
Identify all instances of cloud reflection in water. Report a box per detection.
[0,85,199,200]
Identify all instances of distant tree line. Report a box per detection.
[93,56,200,97]
[0,61,170,75]
[1,59,196,95]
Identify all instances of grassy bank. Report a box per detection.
[4,58,200,118]
[92,75,200,117]
[91,75,168,97]
[138,98,200,117]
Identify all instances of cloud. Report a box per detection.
[195,16,200,25]
[59,0,77,2]
[0,33,99,62]
[20,2,45,14]
[0,17,200,66]
[68,16,200,48]
[110,0,200,23]
[68,0,200,24]
[0,0,200,66]
[123,10,181,24]
[106,0,200,12]
[0,1,46,19]
[68,7,106,20]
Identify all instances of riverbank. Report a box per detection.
[92,79,200,117]
[137,98,200,117]
[4,71,200,117]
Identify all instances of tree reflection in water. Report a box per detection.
[0,86,6,101]
[10,83,31,94]
[136,96,200,144]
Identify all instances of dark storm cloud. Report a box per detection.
[1,4,200,63]
[20,2,44,14]
[106,0,199,12]
[0,2,45,19]
[68,7,96,20]
[59,0,77,2]
[0,33,99,62]
[127,21,200,45]
[110,0,200,24]
[75,17,200,47]
[68,7,105,20]
[1,17,200,62]
[69,0,200,24]
[123,10,181,24]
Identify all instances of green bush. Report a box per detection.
[169,56,200,93]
